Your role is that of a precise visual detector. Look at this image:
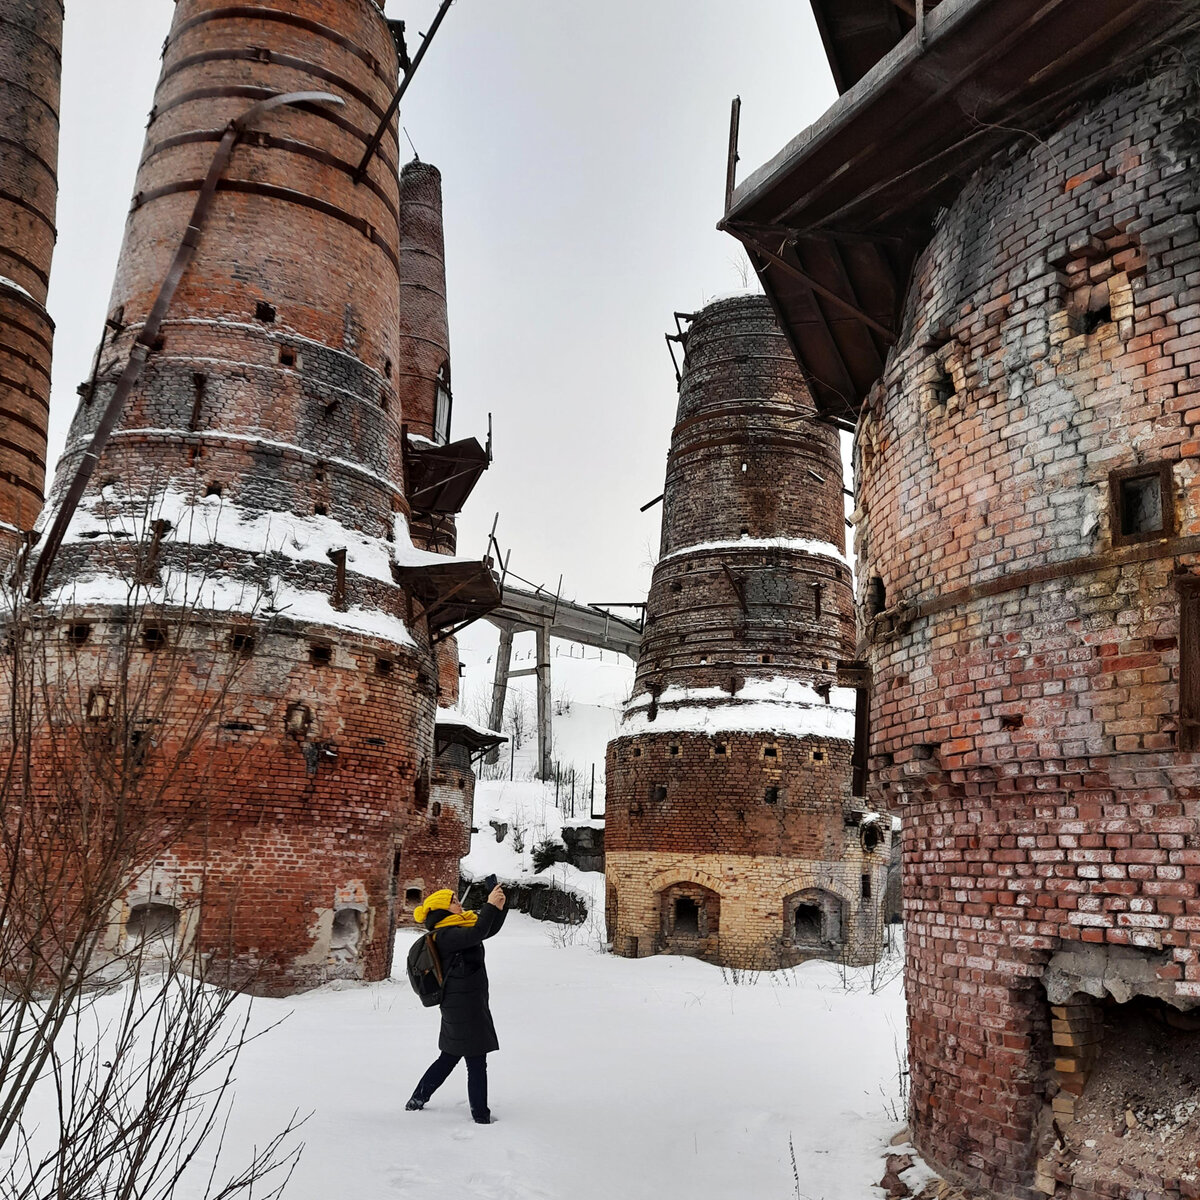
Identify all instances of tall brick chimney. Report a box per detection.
[605,293,889,969]
[397,159,451,449]
[22,0,491,993]
[0,0,62,555]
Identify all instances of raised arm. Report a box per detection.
[435,898,506,952]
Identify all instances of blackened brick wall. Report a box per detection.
[854,44,1200,1200]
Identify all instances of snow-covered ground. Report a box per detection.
[13,623,921,1200]
[181,917,909,1200]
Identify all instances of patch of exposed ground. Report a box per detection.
[1051,1000,1200,1194]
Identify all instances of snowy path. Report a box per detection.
[213,916,906,1200]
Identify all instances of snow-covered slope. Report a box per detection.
[452,620,634,789]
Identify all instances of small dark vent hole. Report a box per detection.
[142,623,168,651]
[861,873,872,900]
[1000,713,1023,730]
[314,503,327,516]
[651,784,667,802]
[255,301,276,323]
[764,786,779,804]
[278,347,296,368]
[375,657,394,676]
[309,642,332,666]
[229,630,255,655]
[66,623,91,646]
[205,482,222,497]
[763,745,778,759]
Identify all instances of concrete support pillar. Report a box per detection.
[536,619,552,780]
[486,623,514,763]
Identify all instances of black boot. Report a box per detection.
[406,1097,425,1111]
[472,1109,492,1124]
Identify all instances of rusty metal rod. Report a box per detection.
[353,0,454,183]
[28,90,344,601]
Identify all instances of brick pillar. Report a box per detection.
[0,0,62,555]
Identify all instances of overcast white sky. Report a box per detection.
[48,0,837,610]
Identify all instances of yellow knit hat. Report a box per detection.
[413,888,454,925]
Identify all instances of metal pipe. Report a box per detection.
[353,0,455,183]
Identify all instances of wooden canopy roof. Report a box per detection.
[722,0,1200,428]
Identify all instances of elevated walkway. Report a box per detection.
[483,584,642,776]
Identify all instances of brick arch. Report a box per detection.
[778,873,852,905]
[647,866,727,896]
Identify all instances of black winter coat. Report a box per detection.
[428,902,507,1057]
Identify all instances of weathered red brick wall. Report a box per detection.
[8,613,437,994]
[0,0,61,551]
[398,739,475,924]
[22,0,450,994]
[607,295,888,968]
[855,45,1200,1199]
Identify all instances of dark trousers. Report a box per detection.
[412,1052,488,1116]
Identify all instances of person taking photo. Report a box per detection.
[406,882,508,1123]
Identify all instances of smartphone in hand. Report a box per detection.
[483,874,497,891]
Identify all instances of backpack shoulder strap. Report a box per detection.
[426,932,444,985]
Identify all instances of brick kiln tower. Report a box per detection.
[605,294,889,969]
[721,6,1200,1197]
[19,0,496,993]
[392,157,494,918]
[0,0,62,555]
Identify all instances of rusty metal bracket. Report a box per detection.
[28,90,344,602]
[354,0,454,183]
[722,563,749,614]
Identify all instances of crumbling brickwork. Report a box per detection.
[18,0,457,994]
[854,45,1200,1200]
[607,294,888,969]
[0,0,61,552]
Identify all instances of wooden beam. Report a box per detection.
[750,239,897,344]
